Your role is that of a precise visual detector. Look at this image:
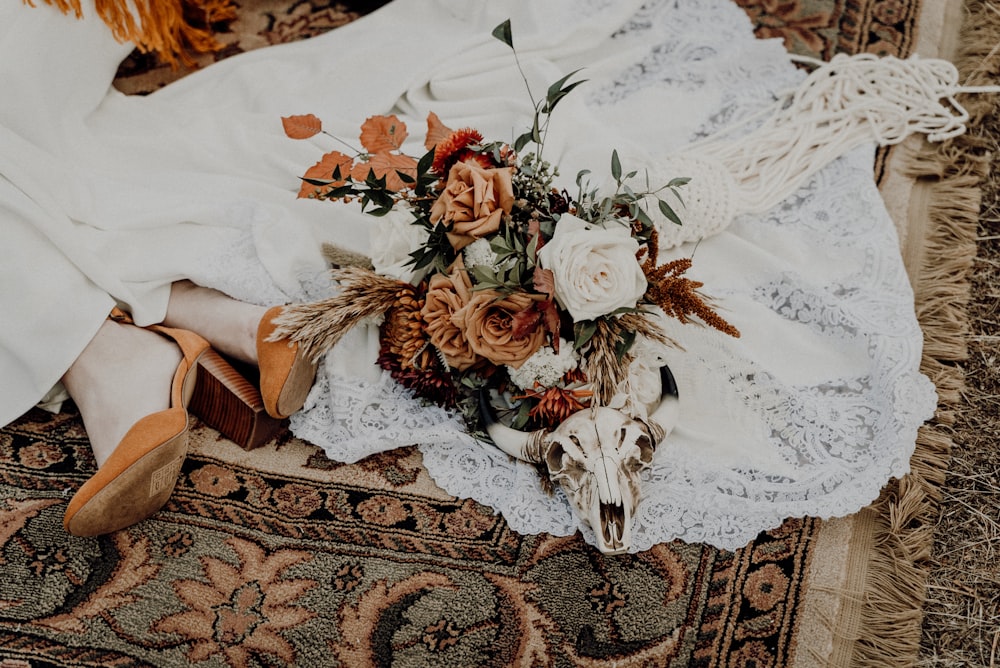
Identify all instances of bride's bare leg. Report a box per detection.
[163,279,316,419]
[61,319,181,467]
[163,280,267,365]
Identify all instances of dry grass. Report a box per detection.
[919,79,1000,665]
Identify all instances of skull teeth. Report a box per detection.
[600,502,626,549]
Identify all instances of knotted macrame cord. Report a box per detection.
[680,53,1000,218]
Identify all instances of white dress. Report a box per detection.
[0,0,938,551]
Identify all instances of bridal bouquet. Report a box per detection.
[279,21,739,435]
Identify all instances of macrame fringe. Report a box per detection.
[24,0,237,67]
[847,5,996,662]
[687,50,1000,217]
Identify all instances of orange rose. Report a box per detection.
[429,160,515,250]
[420,267,480,370]
[455,290,545,369]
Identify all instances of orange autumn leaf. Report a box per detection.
[298,150,354,198]
[359,115,408,154]
[533,266,555,297]
[282,114,323,139]
[510,299,561,347]
[511,305,542,340]
[351,152,418,192]
[540,300,561,351]
[424,111,453,151]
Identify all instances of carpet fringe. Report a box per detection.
[850,3,996,663]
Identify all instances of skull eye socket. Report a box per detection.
[545,442,566,473]
[636,432,654,466]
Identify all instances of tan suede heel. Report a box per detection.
[64,319,209,537]
[257,305,317,419]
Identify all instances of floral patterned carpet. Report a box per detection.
[0,1,953,666]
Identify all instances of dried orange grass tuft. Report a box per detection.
[639,229,740,339]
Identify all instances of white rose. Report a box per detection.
[369,206,430,284]
[536,213,647,322]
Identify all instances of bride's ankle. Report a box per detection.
[62,320,182,467]
[164,281,266,366]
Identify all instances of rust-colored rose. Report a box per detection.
[430,160,515,250]
[455,289,545,369]
[420,268,480,370]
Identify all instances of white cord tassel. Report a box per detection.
[682,53,1000,216]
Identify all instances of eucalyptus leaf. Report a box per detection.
[635,207,653,227]
[658,199,683,226]
[511,400,532,430]
[600,197,613,218]
[472,265,503,287]
[328,185,354,199]
[611,149,622,182]
[614,330,637,360]
[526,234,539,261]
[514,132,533,152]
[574,320,598,350]
[531,116,543,143]
[302,177,334,186]
[491,19,514,48]
[543,70,586,112]
[417,149,435,174]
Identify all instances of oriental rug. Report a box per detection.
[0,1,981,666]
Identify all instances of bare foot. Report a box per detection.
[163,280,268,366]
[62,320,182,467]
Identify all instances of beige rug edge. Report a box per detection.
[794,2,989,666]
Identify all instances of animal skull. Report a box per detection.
[481,367,680,554]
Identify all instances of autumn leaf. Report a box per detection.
[352,152,419,192]
[540,299,561,347]
[533,266,555,296]
[511,298,561,348]
[359,115,409,154]
[298,150,354,198]
[511,305,542,340]
[424,111,453,151]
[282,114,323,139]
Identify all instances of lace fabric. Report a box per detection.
[286,0,938,551]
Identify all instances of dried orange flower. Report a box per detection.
[378,285,457,406]
[518,386,592,429]
[381,286,428,370]
[431,128,486,175]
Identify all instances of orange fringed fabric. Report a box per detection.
[24,0,237,67]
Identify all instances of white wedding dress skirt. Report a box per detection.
[0,0,937,551]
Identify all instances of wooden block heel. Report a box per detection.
[189,348,286,450]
